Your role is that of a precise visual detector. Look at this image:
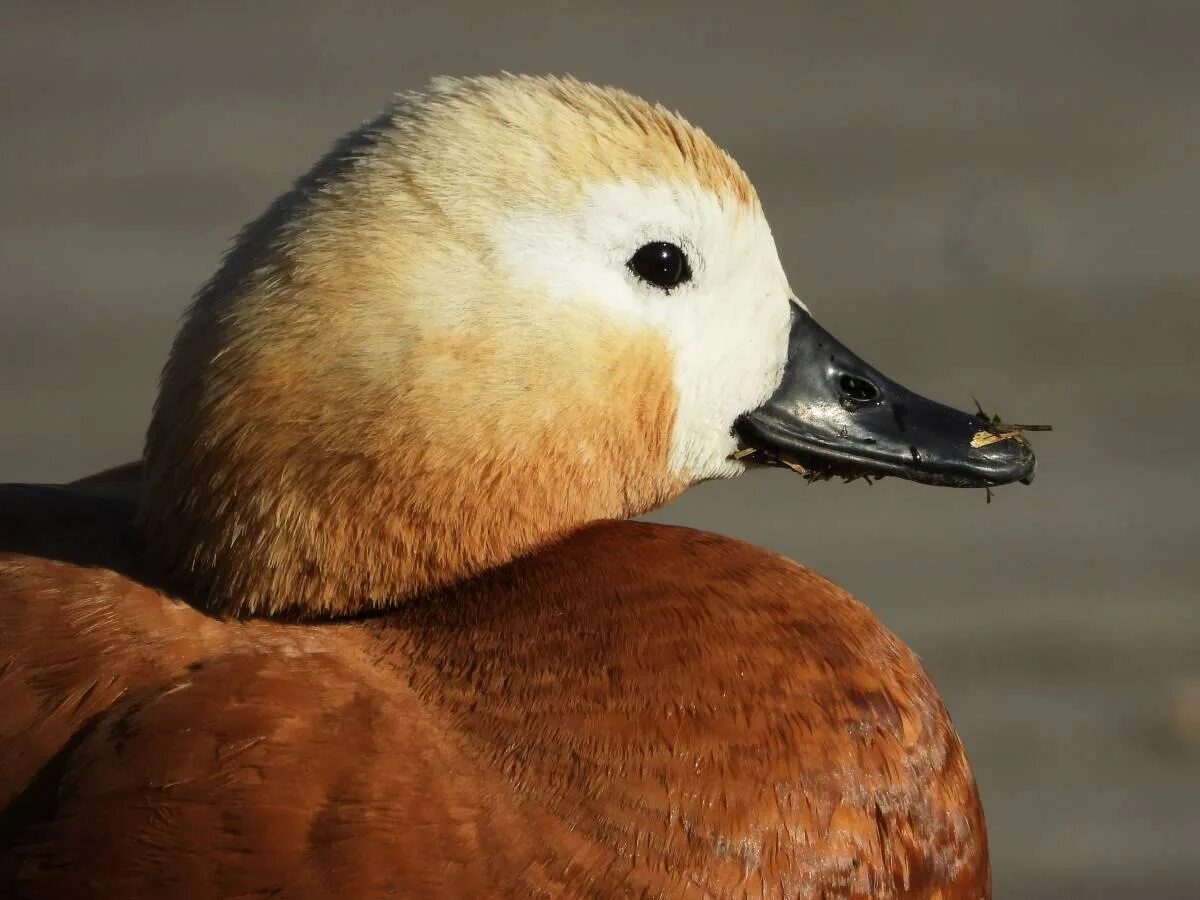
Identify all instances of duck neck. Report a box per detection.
[139,345,684,618]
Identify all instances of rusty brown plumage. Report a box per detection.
[1,474,987,898]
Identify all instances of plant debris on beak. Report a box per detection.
[733,304,1045,493]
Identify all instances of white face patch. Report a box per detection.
[495,179,796,482]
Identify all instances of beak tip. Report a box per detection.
[977,438,1037,488]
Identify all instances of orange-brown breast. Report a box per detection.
[369,521,990,898]
[1,482,987,898]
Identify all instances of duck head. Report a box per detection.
[141,74,1034,617]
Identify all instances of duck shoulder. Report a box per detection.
[0,477,532,897]
[0,473,228,812]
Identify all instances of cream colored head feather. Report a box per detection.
[142,74,797,616]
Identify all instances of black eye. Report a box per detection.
[628,241,692,291]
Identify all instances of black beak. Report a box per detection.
[734,304,1036,488]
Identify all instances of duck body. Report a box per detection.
[0,74,1036,897]
[0,472,987,898]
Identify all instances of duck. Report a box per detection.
[0,74,1036,899]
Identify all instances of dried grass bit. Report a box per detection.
[970,429,1026,449]
[730,446,862,485]
[969,395,1052,448]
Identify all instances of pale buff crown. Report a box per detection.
[142,74,796,617]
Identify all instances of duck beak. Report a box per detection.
[734,303,1036,488]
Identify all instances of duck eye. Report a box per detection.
[628,242,692,291]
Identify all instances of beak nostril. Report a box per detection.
[839,373,879,403]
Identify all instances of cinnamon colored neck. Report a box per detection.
[139,392,683,619]
[139,268,684,619]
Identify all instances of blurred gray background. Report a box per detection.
[2,2,1197,896]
